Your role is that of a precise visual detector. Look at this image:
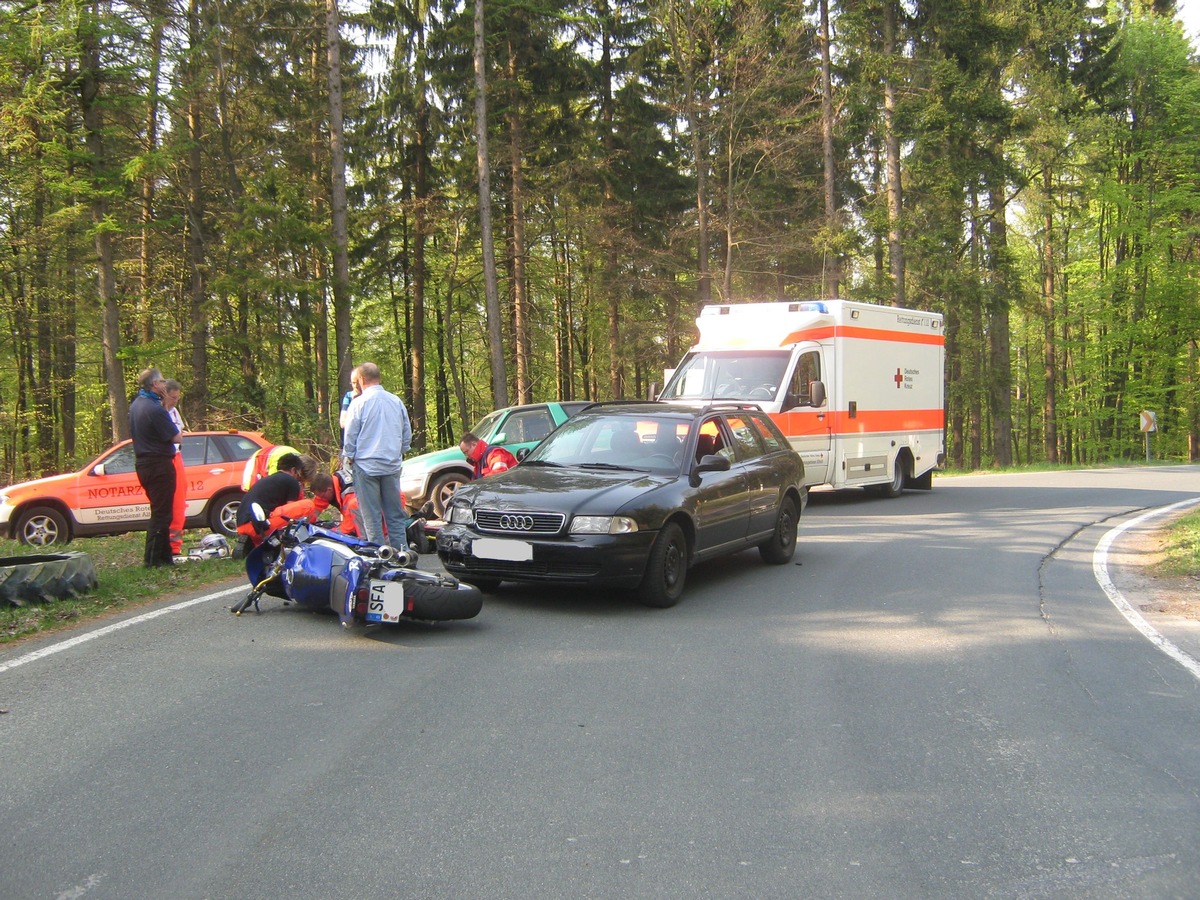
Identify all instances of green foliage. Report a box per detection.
[0,0,1197,482]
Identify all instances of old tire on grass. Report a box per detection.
[0,552,98,607]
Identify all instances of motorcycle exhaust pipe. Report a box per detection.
[377,544,396,561]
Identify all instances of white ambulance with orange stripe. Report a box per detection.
[656,300,945,495]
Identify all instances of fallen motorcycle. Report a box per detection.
[231,516,482,627]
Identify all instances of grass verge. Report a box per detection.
[1159,508,1200,577]
[0,531,244,645]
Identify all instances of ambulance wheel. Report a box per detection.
[880,452,910,498]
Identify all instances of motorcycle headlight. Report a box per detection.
[448,505,475,526]
[570,516,638,535]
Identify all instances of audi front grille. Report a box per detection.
[474,509,566,536]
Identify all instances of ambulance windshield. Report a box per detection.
[659,351,791,403]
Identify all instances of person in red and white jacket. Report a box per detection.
[459,432,518,479]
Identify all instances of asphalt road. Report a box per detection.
[2,466,1199,899]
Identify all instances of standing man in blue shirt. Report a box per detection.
[341,362,412,551]
[129,367,182,567]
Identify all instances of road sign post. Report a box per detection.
[1140,410,1157,462]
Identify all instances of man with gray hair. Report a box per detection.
[129,367,182,567]
[341,362,412,551]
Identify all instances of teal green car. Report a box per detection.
[402,401,592,518]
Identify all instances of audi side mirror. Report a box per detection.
[689,453,731,486]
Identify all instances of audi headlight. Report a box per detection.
[448,505,475,526]
[570,515,638,535]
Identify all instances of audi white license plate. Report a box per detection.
[473,537,533,561]
[366,580,406,623]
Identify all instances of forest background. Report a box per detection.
[0,0,1197,482]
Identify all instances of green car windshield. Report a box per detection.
[471,409,505,442]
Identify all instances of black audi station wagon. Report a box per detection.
[436,402,806,607]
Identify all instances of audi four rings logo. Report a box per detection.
[500,514,536,530]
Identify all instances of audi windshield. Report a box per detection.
[525,413,693,473]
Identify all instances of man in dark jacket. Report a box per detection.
[233,453,308,558]
[129,367,182,568]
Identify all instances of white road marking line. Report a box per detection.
[0,584,244,675]
[1093,498,1200,682]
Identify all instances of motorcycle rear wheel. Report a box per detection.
[404,578,483,621]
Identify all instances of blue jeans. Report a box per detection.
[352,464,409,549]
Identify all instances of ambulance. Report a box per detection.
[656,300,945,494]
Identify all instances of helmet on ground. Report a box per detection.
[198,533,231,558]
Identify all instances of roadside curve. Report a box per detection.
[1093,498,1200,682]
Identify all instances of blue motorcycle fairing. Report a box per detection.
[281,538,360,612]
[243,519,414,625]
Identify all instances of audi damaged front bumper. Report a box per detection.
[436,523,655,588]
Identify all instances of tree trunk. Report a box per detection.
[140,6,164,346]
[308,47,331,443]
[988,183,1012,466]
[1190,341,1199,461]
[882,0,905,307]
[443,218,469,432]
[31,150,55,473]
[474,0,507,409]
[78,2,127,441]
[410,23,430,449]
[1041,168,1058,463]
[819,0,840,298]
[947,306,963,468]
[507,33,531,404]
[327,0,354,396]
[599,7,623,398]
[186,0,208,428]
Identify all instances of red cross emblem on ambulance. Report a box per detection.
[894,368,904,389]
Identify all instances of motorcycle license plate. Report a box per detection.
[366,581,406,623]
